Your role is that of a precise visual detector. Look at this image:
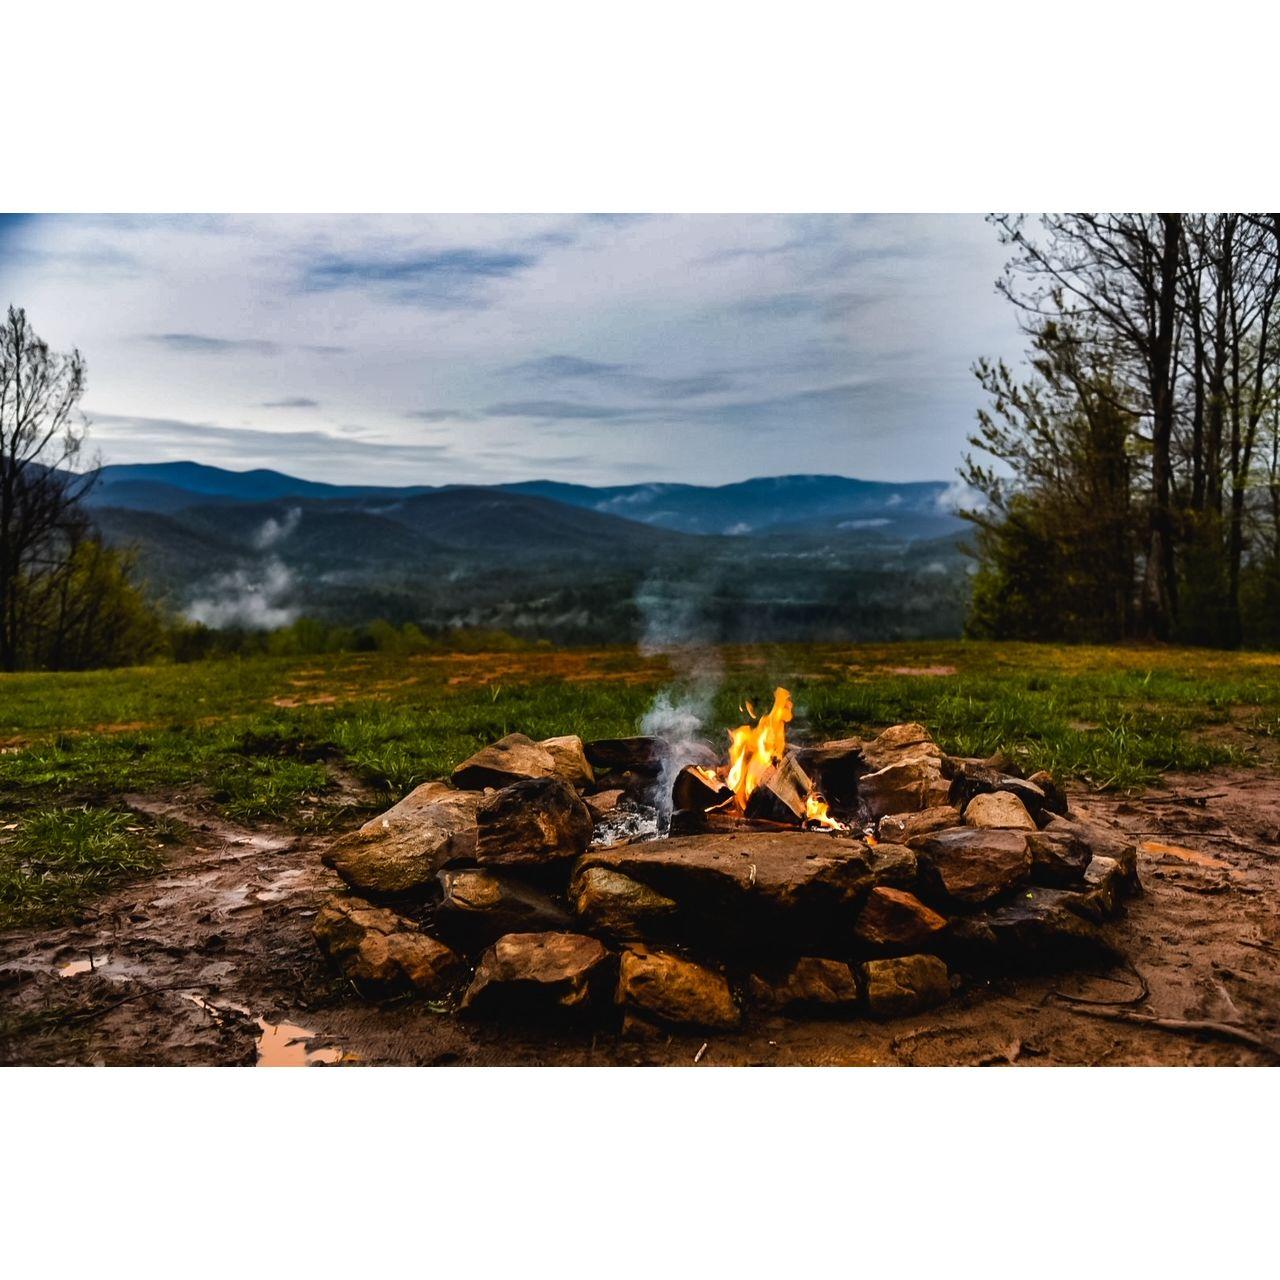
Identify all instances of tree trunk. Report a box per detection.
[1142,213,1183,640]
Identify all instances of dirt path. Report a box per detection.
[2,770,1277,1066]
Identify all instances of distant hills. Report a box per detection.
[88,462,961,540]
[85,462,972,643]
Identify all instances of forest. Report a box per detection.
[962,214,1280,647]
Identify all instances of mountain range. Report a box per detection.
[85,462,972,643]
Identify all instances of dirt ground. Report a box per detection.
[2,770,1277,1067]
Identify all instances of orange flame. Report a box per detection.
[725,687,793,810]
[803,790,846,831]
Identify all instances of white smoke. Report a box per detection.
[635,569,724,824]
[253,506,302,549]
[186,559,298,630]
[185,509,302,630]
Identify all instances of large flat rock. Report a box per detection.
[576,830,900,947]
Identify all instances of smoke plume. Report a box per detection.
[185,508,302,630]
[635,567,725,824]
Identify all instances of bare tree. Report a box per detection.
[1175,215,1280,643]
[0,305,96,670]
[989,213,1183,638]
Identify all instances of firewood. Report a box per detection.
[745,753,812,826]
[671,764,732,814]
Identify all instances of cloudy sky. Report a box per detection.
[0,214,1022,487]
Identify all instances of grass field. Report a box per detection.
[3,640,1279,929]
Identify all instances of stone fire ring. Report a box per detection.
[313,723,1140,1033]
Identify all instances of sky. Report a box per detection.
[0,214,1023,488]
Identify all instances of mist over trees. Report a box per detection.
[963,213,1280,647]
[0,307,162,670]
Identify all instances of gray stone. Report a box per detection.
[1076,855,1125,920]
[576,830,883,943]
[1043,815,1140,884]
[865,841,921,889]
[1026,770,1070,816]
[1027,828,1093,887]
[947,886,1115,967]
[583,736,665,775]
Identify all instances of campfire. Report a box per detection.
[314,701,1142,1034]
[679,687,848,832]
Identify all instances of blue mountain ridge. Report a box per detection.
[87,462,961,539]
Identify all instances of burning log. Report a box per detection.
[745,753,813,825]
[671,764,732,814]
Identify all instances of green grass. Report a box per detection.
[0,806,172,930]
[2,640,1277,929]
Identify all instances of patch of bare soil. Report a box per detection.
[2,770,1277,1066]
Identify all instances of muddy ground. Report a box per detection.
[2,770,1277,1066]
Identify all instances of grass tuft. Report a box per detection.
[0,806,172,930]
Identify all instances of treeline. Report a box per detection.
[169,617,543,662]
[963,214,1280,647]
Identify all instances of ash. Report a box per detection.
[590,803,661,848]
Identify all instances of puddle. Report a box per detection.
[181,994,343,1065]
[50,951,148,983]
[1140,839,1232,870]
[256,1018,343,1067]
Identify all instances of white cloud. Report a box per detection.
[0,214,1023,486]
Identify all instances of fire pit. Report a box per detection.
[314,692,1140,1033]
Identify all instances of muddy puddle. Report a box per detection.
[179,993,343,1065]
[255,1019,344,1066]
